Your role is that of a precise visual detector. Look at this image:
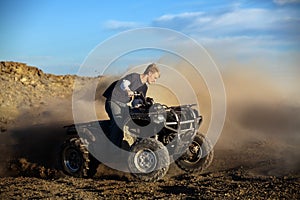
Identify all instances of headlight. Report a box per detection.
[157,114,165,121]
[150,103,166,124]
[153,114,165,124]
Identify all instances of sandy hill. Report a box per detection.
[0,61,77,131]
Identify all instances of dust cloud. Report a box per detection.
[218,67,300,176]
[124,59,299,176]
[0,97,73,177]
[146,60,300,176]
[0,75,118,177]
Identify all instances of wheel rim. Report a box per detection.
[64,147,82,173]
[134,149,157,173]
[185,140,203,164]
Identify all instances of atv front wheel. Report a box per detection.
[175,132,214,173]
[128,138,170,182]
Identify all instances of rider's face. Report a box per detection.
[147,72,160,84]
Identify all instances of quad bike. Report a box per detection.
[60,92,214,182]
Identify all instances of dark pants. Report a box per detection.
[105,100,128,147]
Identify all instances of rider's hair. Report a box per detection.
[143,63,160,77]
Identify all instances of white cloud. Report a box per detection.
[211,8,275,29]
[153,12,211,33]
[273,0,300,5]
[153,7,300,39]
[104,20,141,30]
[155,12,204,21]
[103,7,299,62]
[151,7,300,68]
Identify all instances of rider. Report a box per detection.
[103,63,160,148]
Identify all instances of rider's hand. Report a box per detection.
[126,90,134,97]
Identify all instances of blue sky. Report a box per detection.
[0,0,299,75]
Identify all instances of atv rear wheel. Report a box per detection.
[175,132,214,173]
[60,137,99,178]
[128,138,170,182]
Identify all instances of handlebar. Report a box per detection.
[133,91,142,97]
[132,91,154,108]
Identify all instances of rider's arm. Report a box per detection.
[120,79,134,97]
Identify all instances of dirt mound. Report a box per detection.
[0,61,76,130]
[0,61,118,177]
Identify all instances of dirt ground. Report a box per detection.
[0,126,299,199]
[0,169,299,199]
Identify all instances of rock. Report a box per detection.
[20,77,28,83]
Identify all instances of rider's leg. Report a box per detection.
[105,100,125,148]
